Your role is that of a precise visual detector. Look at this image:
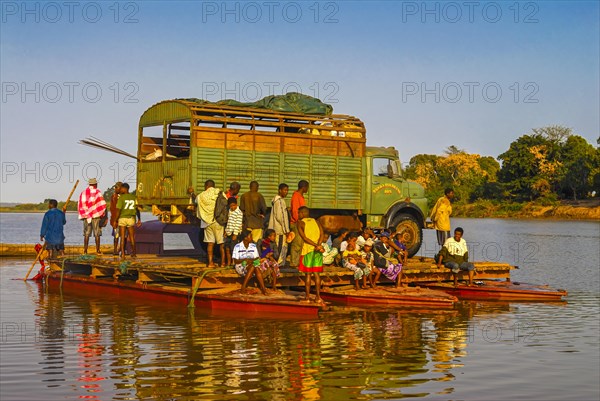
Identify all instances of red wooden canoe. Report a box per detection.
[46,272,323,316]
[319,285,457,308]
[194,288,325,315]
[421,281,568,302]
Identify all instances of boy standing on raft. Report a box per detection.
[114,183,141,259]
[296,206,325,304]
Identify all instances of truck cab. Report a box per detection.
[364,146,428,257]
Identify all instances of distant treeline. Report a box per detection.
[3,126,598,216]
[0,200,78,212]
[403,126,600,209]
[0,187,132,212]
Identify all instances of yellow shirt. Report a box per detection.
[301,217,320,255]
[342,249,362,263]
[430,196,452,232]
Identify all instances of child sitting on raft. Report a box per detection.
[342,239,371,290]
[259,229,280,290]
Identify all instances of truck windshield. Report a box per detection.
[373,158,392,177]
[373,158,404,178]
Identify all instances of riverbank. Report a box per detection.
[452,199,600,220]
[2,200,599,221]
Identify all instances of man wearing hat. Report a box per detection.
[78,178,107,254]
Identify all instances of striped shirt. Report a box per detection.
[225,207,243,236]
[78,186,107,220]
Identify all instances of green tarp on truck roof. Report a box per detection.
[181,92,333,115]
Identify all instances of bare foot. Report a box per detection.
[207,263,217,268]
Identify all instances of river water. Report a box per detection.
[0,214,598,400]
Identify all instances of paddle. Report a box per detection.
[23,244,45,281]
[62,179,79,211]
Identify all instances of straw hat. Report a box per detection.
[88,178,98,185]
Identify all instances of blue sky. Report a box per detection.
[1,0,598,202]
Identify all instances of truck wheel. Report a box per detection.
[390,214,422,258]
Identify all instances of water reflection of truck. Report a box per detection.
[136,98,429,256]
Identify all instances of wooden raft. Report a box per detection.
[48,254,514,291]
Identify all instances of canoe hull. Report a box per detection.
[46,272,321,315]
[319,286,457,308]
[422,281,568,302]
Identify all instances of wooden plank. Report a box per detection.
[312,138,338,156]
[193,130,225,141]
[254,135,281,152]
[338,141,365,157]
[283,136,311,154]
[196,138,225,149]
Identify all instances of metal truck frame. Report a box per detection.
[136,99,428,256]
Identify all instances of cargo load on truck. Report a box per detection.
[182,92,334,116]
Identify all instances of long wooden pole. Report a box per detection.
[62,179,80,211]
[24,244,45,281]
[24,180,80,280]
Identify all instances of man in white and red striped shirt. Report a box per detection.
[78,178,107,254]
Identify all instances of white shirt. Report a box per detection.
[232,241,259,260]
[443,237,468,257]
[356,235,366,249]
[340,240,348,252]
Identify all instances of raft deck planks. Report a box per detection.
[48,254,515,289]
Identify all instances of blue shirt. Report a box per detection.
[40,208,66,245]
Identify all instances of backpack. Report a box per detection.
[214,192,229,226]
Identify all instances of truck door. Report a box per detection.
[370,158,402,216]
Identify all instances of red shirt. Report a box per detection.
[290,190,306,224]
[225,190,238,199]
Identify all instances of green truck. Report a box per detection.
[136,97,429,256]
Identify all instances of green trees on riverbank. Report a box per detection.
[0,200,78,212]
[404,126,600,209]
[0,187,135,212]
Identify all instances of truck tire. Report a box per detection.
[390,213,422,258]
